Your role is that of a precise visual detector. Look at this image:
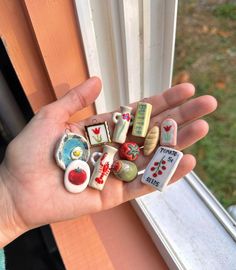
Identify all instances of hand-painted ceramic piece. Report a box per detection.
[112,160,138,182]
[119,142,140,161]
[55,132,90,170]
[141,146,183,191]
[89,145,118,190]
[85,121,111,146]
[132,102,152,137]
[160,118,177,147]
[112,106,133,144]
[64,160,90,193]
[143,126,160,156]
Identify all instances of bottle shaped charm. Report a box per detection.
[160,118,177,147]
[89,145,118,190]
[112,106,133,144]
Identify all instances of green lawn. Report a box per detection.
[173,0,236,207]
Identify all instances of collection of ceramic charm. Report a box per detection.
[55,102,183,193]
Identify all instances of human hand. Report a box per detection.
[0,77,217,247]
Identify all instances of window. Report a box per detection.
[75,1,236,268]
[174,1,236,209]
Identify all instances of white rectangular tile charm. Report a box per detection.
[141,146,183,191]
[85,122,111,146]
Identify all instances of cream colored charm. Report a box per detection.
[141,146,183,191]
[64,160,90,193]
[132,102,152,137]
[112,106,133,144]
[143,126,160,156]
[89,145,118,190]
[160,118,178,147]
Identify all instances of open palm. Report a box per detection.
[0,77,217,235]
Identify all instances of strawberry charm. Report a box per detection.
[119,142,140,161]
[64,160,90,193]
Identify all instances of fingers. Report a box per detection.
[82,83,195,126]
[40,77,102,121]
[146,83,195,117]
[168,154,196,184]
[126,83,195,117]
[123,154,196,201]
[176,119,209,150]
[152,95,217,126]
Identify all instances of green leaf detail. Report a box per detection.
[127,144,139,158]
[92,135,103,143]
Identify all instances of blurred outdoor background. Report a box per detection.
[173,0,236,207]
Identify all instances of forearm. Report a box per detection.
[0,163,26,248]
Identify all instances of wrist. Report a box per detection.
[0,163,27,248]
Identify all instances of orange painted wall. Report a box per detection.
[92,203,168,270]
[0,0,55,112]
[23,0,95,121]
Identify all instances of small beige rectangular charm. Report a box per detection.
[132,102,152,137]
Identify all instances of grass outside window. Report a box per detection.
[173,0,236,207]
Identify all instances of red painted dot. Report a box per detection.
[162,166,166,170]
[153,173,157,177]
[151,167,155,171]
[154,162,159,166]
[158,170,163,175]
[162,160,166,164]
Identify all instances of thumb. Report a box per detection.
[46,77,102,121]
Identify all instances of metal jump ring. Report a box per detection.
[92,118,98,124]
[142,97,148,103]
[65,128,71,136]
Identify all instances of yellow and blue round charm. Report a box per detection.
[55,132,90,170]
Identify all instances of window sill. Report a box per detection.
[132,171,236,270]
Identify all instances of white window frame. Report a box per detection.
[74,1,236,269]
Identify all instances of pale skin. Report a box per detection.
[0,77,217,247]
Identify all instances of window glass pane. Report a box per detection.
[173,0,236,208]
